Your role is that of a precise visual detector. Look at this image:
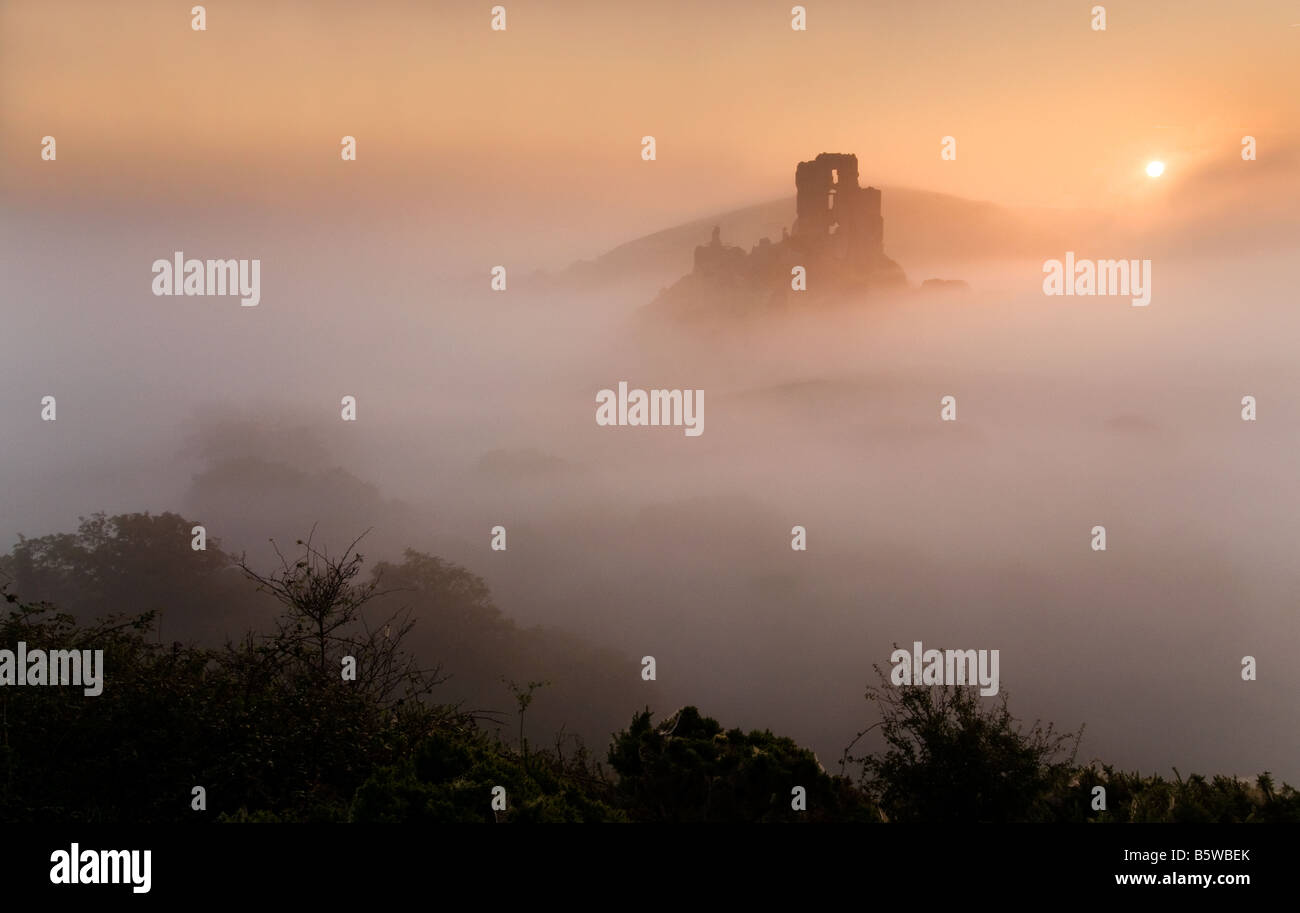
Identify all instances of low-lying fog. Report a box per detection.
[2,207,1297,782]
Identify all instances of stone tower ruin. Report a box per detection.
[791,152,884,263]
[649,152,906,320]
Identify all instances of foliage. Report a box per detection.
[1,511,257,644]
[0,534,470,823]
[607,706,878,822]
[351,727,626,823]
[1071,766,1300,823]
[1,519,1297,824]
[846,661,1082,823]
[2,514,651,752]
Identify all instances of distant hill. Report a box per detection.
[553,189,1109,289]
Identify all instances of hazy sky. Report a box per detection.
[3,0,1298,264]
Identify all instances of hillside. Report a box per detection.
[553,189,1107,290]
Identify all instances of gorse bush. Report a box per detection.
[1072,766,1300,824]
[351,727,626,823]
[846,663,1082,823]
[607,706,877,822]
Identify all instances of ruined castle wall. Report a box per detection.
[793,153,882,263]
[674,152,904,307]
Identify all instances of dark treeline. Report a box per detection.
[1,511,649,756]
[0,512,1295,823]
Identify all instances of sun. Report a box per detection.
[1146,160,1165,178]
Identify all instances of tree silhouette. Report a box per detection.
[846,659,1082,823]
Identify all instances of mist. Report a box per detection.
[3,177,1296,783]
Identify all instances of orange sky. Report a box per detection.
[3,0,1297,260]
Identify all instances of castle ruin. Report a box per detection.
[656,153,905,319]
[792,152,884,261]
